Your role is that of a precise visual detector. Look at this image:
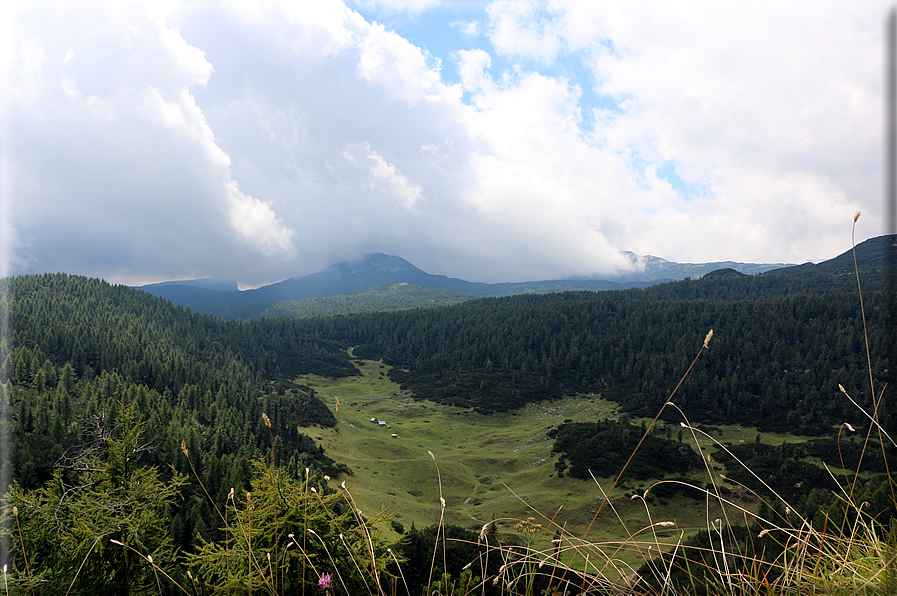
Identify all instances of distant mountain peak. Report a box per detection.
[322,253,423,278]
[614,251,791,282]
[359,252,419,271]
[619,251,671,265]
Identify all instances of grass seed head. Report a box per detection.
[262,413,271,428]
[479,523,491,540]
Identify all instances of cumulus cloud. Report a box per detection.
[342,142,425,210]
[457,48,492,94]
[225,181,296,255]
[450,20,481,40]
[356,21,448,105]
[486,0,567,64]
[3,0,888,287]
[479,0,882,262]
[352,0,441,14]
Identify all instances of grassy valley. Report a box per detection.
[300,357,823,561]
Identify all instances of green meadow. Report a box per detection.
[299,357,809,557]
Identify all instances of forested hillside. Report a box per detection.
[11,273,355,383]
[7,267,891,473]
[315,285,886,433]
[3,274,351,559]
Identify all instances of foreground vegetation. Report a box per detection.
[0,220,894,593]
[5,335,894,594]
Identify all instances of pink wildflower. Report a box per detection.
[318,573,333,591]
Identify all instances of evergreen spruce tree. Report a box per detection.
[4,403,186,595]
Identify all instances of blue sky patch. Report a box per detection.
[347,2,623,137]
[656,161,708,201]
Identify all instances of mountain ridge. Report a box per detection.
[137,249,799,312]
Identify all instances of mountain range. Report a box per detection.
[138,250,799,312]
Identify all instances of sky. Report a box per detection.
[0,0,890,287]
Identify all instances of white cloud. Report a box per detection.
[4,0,305,284]
[479,0,883,262]
[366,149,425,210]
[222,0,365,58]
[340,141,424,210]
[357,21,448,104]
[457,48,492,94]
[450,20,480,39]
[147,87,231,168]
[486,0,566,64]
[352,0,441,14]
[4,0,889,287]
[0,3,15,77]
[454,69,644,277]
[226,182,297,255]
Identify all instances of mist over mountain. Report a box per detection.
[609,252,793,282]
[137,249,797,313]
[140,277,239,292]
